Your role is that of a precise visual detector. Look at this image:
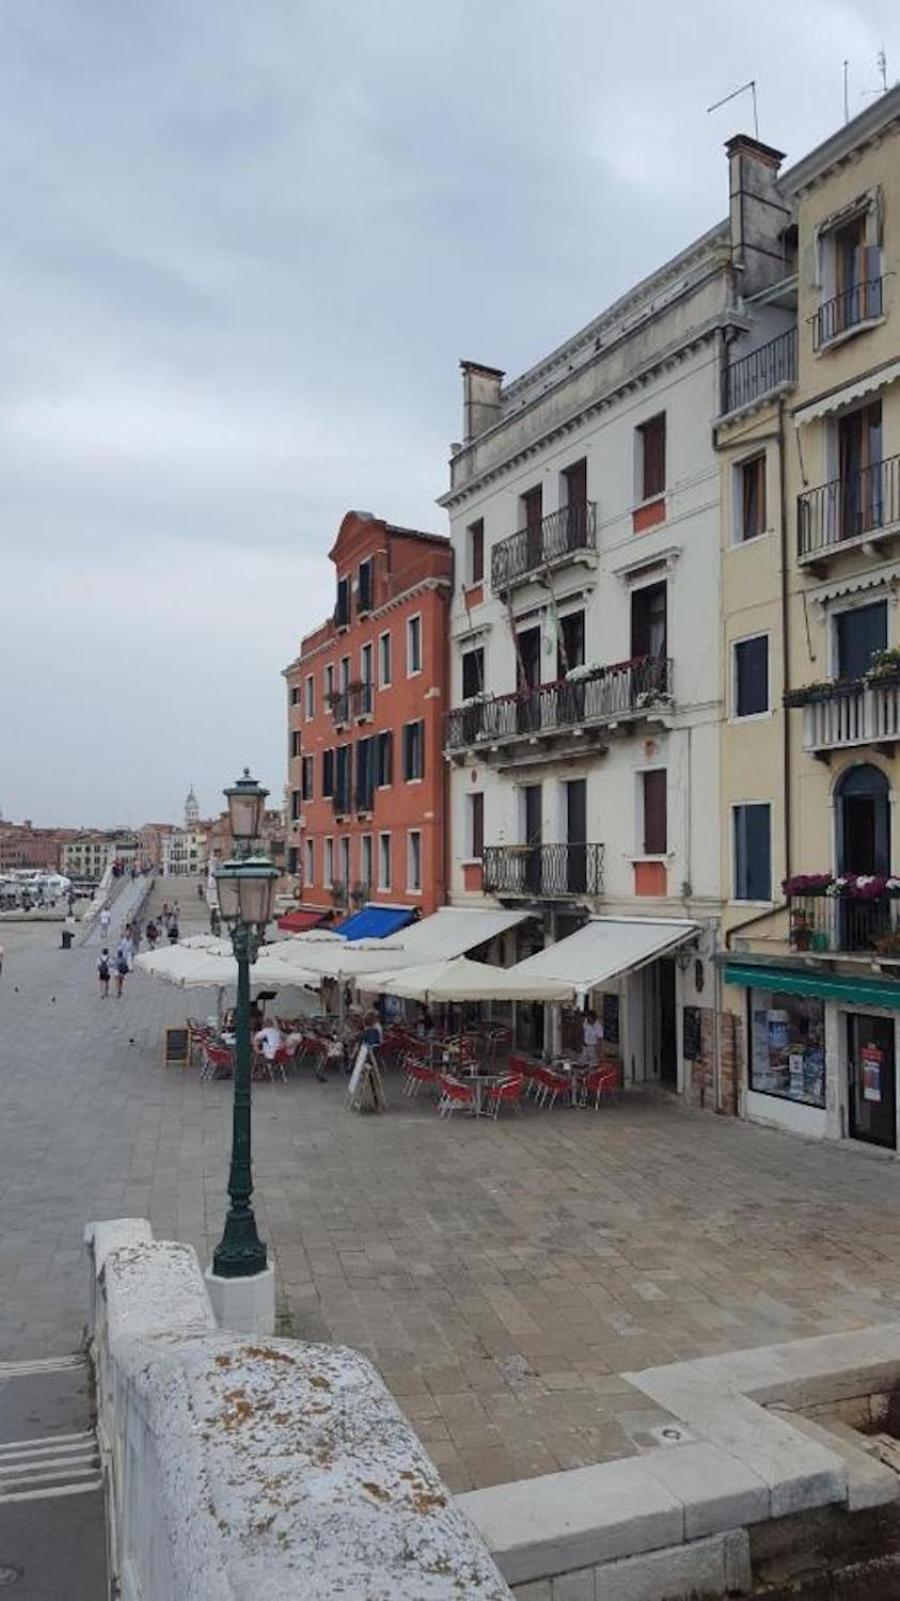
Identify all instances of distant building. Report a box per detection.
[0,821,77,872]
[284,510,452,924]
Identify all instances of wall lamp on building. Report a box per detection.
[211,769,279,1289]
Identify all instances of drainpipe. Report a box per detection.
[778,396,792,884]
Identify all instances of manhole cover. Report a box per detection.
[0,1566,23,1587]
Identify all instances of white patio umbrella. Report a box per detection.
[354,956,577,1005]
[257,940,408,984]
[135,945,319,994]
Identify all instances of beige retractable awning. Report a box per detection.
[510,917,698,998]
[356,955,576,1004]
[794,358,900,426]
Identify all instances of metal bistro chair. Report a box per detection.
[485,1073,525,1120]
[436,1073,476,1118]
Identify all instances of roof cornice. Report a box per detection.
[779,85,900,198]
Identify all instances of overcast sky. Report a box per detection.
[1,1,897,827]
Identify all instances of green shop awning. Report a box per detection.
[724,961,900,1011]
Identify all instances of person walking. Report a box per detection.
[97,948,111,998]
[118,930,134,972]
[114,946,129,997]
[582,1008,604,1067]
[167,919,179,945]
[146,920,158,949]
[99,906,111,942]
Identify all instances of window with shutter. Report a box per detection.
[734,636,769,717]
[467,519,484,585]
[641,769,667,855]
[322,748,334,798]
[734,804,771,901]
[638,415,666,500]
[836,601,887,680]
[470,792,484,859]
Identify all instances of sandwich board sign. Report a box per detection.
[347,1044,387,1113]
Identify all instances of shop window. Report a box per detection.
[734,635,769,717]
[733,803,771,901]
[748,989,825,1107]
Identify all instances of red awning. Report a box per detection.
[276,909,329,934]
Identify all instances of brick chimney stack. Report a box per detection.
[725,134,790,298]
[460,360,504,444]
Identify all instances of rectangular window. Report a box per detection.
[335,745,351,814]
[379,832,391,890]
[836,600,887,680]
[301,755,314,801]
[404,720,424,781]
[335,576,350,627]
[748,990,825,1108]
[360,834,373,891]
[738,454,766,541]
[734,636,769,718]
[288,845,299,877]
[291,730,302,758]
[322,748,335,798]
[379,631,392,688]
[557,609,585,676]
[407,830,422,893]
[734,804,772,901]
[305,674,315,719]
[359,642,373,715]
[375,730,393,787]
[631,581,667,659]
[305,837,315,885]
[462,646,484,700]
[339,836,350,889]
[325,663,334,702]
[406,613,422,675]
[290,686,301,706]
[290,789,302,823]
[641,769,667,855]
[339,655,350,692]
[324,837,334,887]
[355,737,375,812]
[469,792,484,860]
[467,518,484,585]
[638,414,666,500]
[357,557,373,614]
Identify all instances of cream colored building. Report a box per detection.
[720,87,900,1152]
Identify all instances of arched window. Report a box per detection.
[835,764,890,877]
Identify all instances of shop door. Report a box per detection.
[658,959,678,1088]
[846,1012,896,1149]
[565,779,587,894]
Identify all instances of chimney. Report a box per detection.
[725,134,790,298]
[460,360,504,444]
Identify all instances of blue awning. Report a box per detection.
[333,905,417,941]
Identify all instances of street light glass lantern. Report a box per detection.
[224,768,269,848]
[215,856,279,929]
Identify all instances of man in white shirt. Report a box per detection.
[99,907,111,941]
[253,1023,283,1062]
[582,1008,604,1067]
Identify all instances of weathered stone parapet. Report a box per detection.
[87,1218,512,1601]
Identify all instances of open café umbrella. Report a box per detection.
[355,955,577,1005]
[135,944,319,994]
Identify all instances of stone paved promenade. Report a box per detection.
[4,907,900,1492]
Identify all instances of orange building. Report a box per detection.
[284,511,452,928]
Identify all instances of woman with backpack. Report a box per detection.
[97,949,111,998]
[114,947,129,997]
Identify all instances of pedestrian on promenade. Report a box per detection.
[97,949,111,998]
[118,931,134,972]
[114,947,129,997]
[146,920,158,949]
[582,1008,604,1067]
[173,900,181,924]
[99,907,111,942]
[167,920,179,945]
[161,902,170,928]
[131,922,142,953]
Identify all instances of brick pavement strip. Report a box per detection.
[4,919,900,1491]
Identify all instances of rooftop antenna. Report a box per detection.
[707,79,759,141]
[843,59,850,123]
[878,48,888,92]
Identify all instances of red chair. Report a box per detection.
[437,1074,476,1118]
[508,1053,542,1097]
[579,1067,619,1109]
[402,1057,439,1097]
[532,1065,570,1109]
[270,1045,295,1084]
[486,1074,524,1120]
[201,1044,233,1082]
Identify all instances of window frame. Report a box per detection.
[467,518,484,586]
[732,633,771,721]
[357,557,373,615]
[461,645,485,701]
[732,802,773,904]
[406,613,423,677]
[305,674,315,719]
[407,829,422,894]
[324,836,334,889]
[468,791,484,861]
[734,452,768,544]
[304,837,315,886]
[301,755,314,801]
[403,719,425,782]
[378,831,391,891]
[638,767,668,858]
[360,833,373,891]
[378,630,392,689]
[636,413,666,502]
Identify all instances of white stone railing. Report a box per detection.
[86,1219,512,1601]
[802,680,900,752]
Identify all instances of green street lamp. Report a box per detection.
[212,770,280,1282]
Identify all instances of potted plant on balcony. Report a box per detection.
[866,647,900,687]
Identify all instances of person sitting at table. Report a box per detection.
[253,1021,283,1062]
[361,1009,383,1050]
[582,1007,604,1067]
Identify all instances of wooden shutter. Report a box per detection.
[641,416,666,499]
[472,793,484,859]
[471,520,484,584]
[643,770,667,855]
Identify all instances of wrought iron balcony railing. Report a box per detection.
[444,655,672,753]
[483,842,605,900]
[723,327,796,413]
[789,888,900,955]
[491,501,596,591]
[785,673,900,752]
[329,682,373,723]
[814,275,884,350]
[797,453,900,561]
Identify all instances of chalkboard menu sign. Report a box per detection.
[164,1027,190,1067]
[682,1006,702,1063]
[601,993,620,1046]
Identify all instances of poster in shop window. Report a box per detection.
[861,1043,884,1103]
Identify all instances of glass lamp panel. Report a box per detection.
[238,871,277,927]
[216,872,241,921]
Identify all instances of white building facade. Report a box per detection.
[441,142,790,1100]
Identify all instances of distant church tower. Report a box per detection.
[184,785,199,829]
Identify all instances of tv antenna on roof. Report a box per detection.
[707,79,759,141]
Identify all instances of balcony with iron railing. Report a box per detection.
[722,327,797,415]
[813,275,884,350]
[444,655,673,757]
[788,878,900,956]
[482,842,605,900]
[797,454,900,565]
[785,669,900,753]
[491,501,596,592]
[328,681,374,725]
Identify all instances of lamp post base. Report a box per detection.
[205,1263,276,1335]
